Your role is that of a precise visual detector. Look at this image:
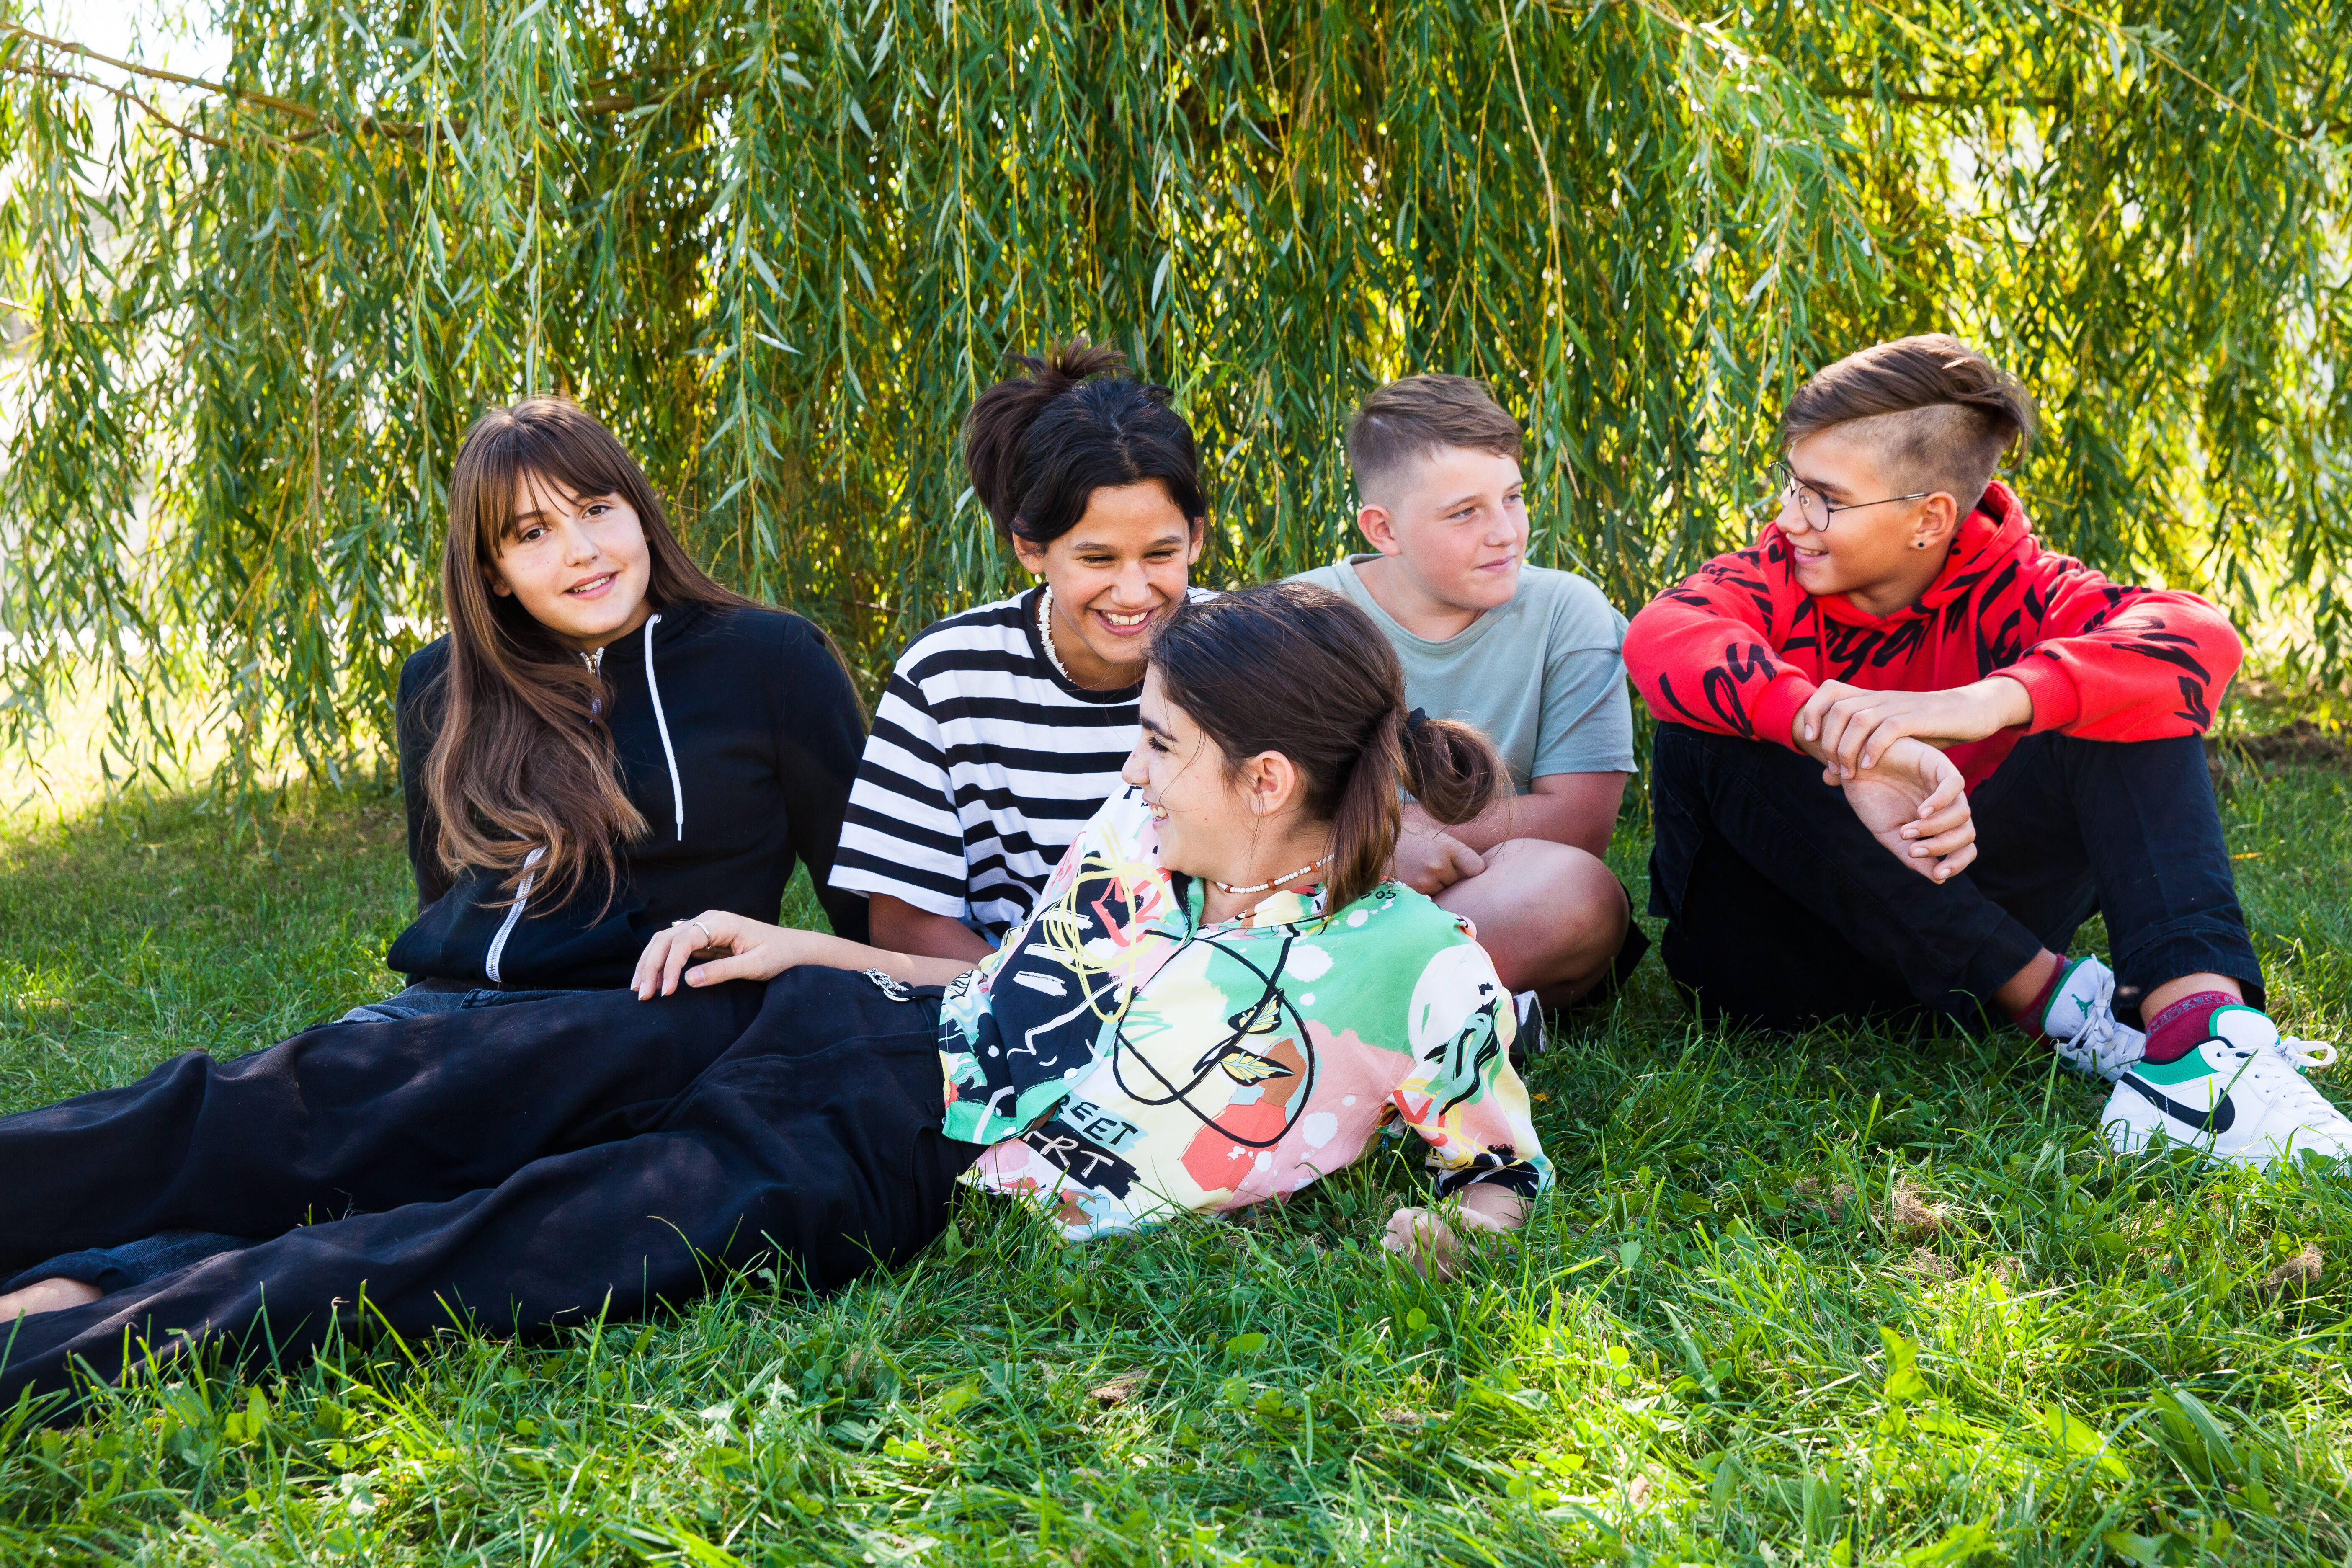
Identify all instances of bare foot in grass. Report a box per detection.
[0,1278,102,1318]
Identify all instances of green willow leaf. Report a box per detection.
[0,0,2344,804]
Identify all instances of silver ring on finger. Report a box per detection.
[691,919,715,948]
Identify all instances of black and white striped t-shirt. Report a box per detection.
[832,587,1185,939]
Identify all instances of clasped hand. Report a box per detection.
[1388,805,1485,896]
[1793,676,2032,779]
[1789,678,2026,884]
[1808,734,1978,881]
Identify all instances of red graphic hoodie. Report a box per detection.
[1623,481,2242,789]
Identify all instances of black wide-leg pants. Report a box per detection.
[1646,723,2262,1033]
[0,967,970,1411]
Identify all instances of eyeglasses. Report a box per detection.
[1769,460,1932,533]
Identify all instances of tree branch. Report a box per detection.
[0,59,228,147]
[3,23,730,146]
[2,21,322,121]
[1811,83,2062,111]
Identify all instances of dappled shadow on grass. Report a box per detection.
[0,782,415,1114]
[0,769,2346,1563]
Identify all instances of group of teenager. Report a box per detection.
[3,331,2345,1415]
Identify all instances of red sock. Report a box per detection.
[2010,956,2070,1044]
[2142,991,2241,1064]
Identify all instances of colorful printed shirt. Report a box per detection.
[936,789,1552,1240]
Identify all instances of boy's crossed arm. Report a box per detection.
[1793,676,2033,779]
[1785,678,2005,884]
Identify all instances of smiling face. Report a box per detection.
[1013,480,1204,688]
[1358,446,1527,619]
[1775,428,1957,612]
[1122,668,1318,892]
[487,470,656,651]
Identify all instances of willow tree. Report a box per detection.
[0,0,2345,793]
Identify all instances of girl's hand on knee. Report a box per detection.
[633,911,801,998]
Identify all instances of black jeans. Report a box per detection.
[0,981,599,1297]
[0,967,974,1411]
[1647,724,2261,1034]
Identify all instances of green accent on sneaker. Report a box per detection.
[2135,1050,2221,1086]
[2038,955,2093,1033]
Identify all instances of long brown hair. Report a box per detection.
[427,397,760,911]
[1148,582,1504,912]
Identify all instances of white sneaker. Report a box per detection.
[2039,957,2146,1081]
[2103,1006,2352,1169]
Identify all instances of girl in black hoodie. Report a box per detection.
[0,398,867,1314]
[374,399,867,1004]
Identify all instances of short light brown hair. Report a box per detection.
[1782,334,2037,504]
[1346,374,1523,503]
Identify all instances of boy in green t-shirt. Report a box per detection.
[1292,375,1643,1011]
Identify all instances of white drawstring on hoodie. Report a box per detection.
[485,617,684,980]
[485,847,544,984]
[642,612,684,841]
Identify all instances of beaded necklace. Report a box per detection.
[1212,854,1332,897]
[1034,585,1076,683]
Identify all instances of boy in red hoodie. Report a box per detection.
[1625,334,2348,1170]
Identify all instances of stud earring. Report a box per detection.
[1912,541,1927,549]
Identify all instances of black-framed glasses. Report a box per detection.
[1768,460,1932,533]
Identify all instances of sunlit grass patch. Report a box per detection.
[0,764,2346,1564]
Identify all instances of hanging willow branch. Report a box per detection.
[0,0,2346,802]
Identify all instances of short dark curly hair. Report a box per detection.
[960,336,1204,548]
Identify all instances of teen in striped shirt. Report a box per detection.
[830,339,1209,958]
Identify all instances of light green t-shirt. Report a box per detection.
[1289,556,1637,791]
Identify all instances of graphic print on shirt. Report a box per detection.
[944,792,1549,1242]
[972,926,1528,1239]
[937,792,1181,1143]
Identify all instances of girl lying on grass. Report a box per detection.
[0,584,1550,1413]
[0,397,870,1320]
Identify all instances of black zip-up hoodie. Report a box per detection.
[385,603,869,989]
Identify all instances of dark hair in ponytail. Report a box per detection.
[961,336,1206,548]
[1148,583,1504,912]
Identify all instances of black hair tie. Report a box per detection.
[1405,707,1428,735]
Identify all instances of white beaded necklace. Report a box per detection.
[1034,584,1075,684]
[1212,854,1332,897]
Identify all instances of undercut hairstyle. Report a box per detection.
[430,397,763,913]
[960,336,1205,549]
[1782,334,2037,505]
[1150,582,1505,914]
[1346,374,1524,505]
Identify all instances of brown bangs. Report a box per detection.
[423,397,795,917]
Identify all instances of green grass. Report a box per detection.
[1,760,2348,1565]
